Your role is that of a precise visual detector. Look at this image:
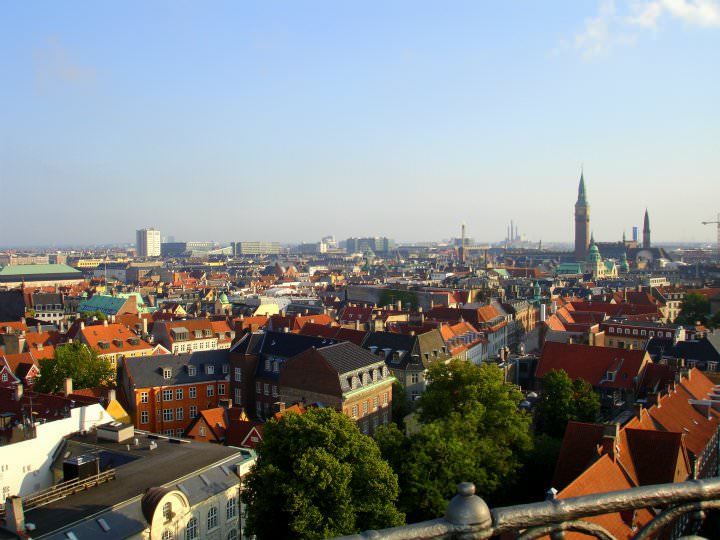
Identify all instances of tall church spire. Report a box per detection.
[643,209,651,248]
[577,169,587,205]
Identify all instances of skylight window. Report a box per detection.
[97,518,111,532]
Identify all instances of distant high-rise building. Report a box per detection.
[574,172,590,261]
[643,209,651,248]
[233,241,281,256]
[632,226,639,242]
[136,228,161,257]
[345,237,395,254]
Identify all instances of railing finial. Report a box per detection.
[445,482,492,529]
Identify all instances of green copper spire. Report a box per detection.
[577,170,588,205]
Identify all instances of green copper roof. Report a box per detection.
[556,263,584,274]
[0,263,81,276]
[78,295,128,315]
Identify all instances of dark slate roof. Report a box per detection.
[32,292,63,306]
[250,331,338,380]
[0,290,26,322]
[316,341,386,375]
[122,349,229,388]
[646,337,720,367]
[363,329,451,370]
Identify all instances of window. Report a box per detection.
[156,392,161,402]
[227,530,238,540]
[162,530,173,540]
[625,328,630,335]
[189,405,198,418]
[199,426,206,437]
[609,327,615,333]
[264,358,271,371]
[633,329,638,335]
[351,405,358,418]
[373,397,379,411]
[185,518,198,540]
[207,386,214,397]
[176,407,184,421]
[163,409,174,422]
[176,388,183,400]
[234,367,242,382]
[140,391,149,403]
[226,496,237,519]
[206,365,215,375]
[383,392,389,405]
[361,420,369,434]
[362,401,368,416]
[256,381,261,394]
[641,330,647,336]
[163,368,172,379]
[410,373,419,384]
[1,373,6,382]
[222,363,229,374]
[207,507,218,530]
[263,383,269,396]
[141,411,149,424]
[234,388,242,404]
[164,429,174,436]
[218,384,225,395]
[382,411,389,424]
[188,365,197,376]
[163,502,173,520]
[163,389,173,401]
[273,361,279,373]
[189,387,197,399]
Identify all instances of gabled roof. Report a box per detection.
[121,349,228,388]
[552,422,606,491]
[314,341,386,375]
[536,342,649,390]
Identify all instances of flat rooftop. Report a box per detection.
[18,430,250,538]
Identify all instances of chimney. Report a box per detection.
[634,402,644,419]
[107,388,116,402]
[355,320,360,331]
[142,317,148,335]
[103,319,108,327]
[80,321,85,330]
[64,378,73,396]
[600,423,619,461]
[4,496,25,534]
[274,401,286,414]
[36,323,41,333]
[219,398,233,409]
[14,384,23,401]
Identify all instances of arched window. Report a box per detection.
[207,507,218,530]
[185,518,198,540]
[162,501,173,521]
[226,497,237,519]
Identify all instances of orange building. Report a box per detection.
[117,350,230,437]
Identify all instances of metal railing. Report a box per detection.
[0,469,116,519]
[332,478,720,540]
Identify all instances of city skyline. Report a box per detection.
[1,1,718,245]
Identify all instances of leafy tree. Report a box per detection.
[376,361,533,521]
[675,292,710,326]
[534,369,600,439]
[391,380,413,426]
[35,341,115,393]
[82,310,107,321]
[241,408,404,540]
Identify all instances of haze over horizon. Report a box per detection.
[1,1,718,247]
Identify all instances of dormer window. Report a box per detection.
[188,365,197,376]
[162,502,173,521]
[163,368,172,379]
[206,365,215,375]
[222,364,229,374]
[605,371,616,382]
[203,329,212,337]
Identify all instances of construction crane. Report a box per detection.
[702,213,720,257]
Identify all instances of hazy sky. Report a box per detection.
[1,1,718,247]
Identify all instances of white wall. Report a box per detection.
[0,404,114,498]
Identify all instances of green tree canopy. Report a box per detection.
[534,369,600,439]
[35,341,115,393]
[241,408,404,540]
[675,292,710,326]
[376,361,533,521]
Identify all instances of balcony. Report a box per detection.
[332,478,720,540]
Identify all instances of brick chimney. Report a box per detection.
[64,378,73,396]
[600,423,619,461]
[4,496,24,535]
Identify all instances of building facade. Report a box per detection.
[136,228,161,257]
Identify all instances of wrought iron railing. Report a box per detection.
[332,478,720,539]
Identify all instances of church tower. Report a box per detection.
[575,171,590,261]
[643,209,651,248]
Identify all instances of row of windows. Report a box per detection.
[140,385,225,403]
[256,382,278,397]
[140,406,199,424]
[607,327,670,338]
[183,498,238,540]
[350,393,389,418]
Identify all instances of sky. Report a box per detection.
[1,1,719,247]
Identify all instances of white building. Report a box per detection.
[136,228,161,258]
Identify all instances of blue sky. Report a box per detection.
[1,1,718,246]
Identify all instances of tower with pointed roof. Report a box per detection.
[574,170,590,261]
[643,209,651,249]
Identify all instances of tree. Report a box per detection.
[376,361,533,521]
[241,408,404,539]
[675,292,710,326]
[534,369,600,439]
[35,341,115,393]
[390,380,413,427]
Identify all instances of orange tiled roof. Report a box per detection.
[80,323,153,355]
